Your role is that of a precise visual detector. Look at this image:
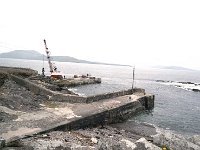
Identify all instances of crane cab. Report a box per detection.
[50,72,64,80]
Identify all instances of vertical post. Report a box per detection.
[132,66,135,94]
[42,67,45,77]
[42,53,45,77]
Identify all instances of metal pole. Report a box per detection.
[132,66,135,93]
[42,48,45,77]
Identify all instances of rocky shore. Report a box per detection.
[0,66,200,149]
[2,121,200,150]
[156,80,200,92]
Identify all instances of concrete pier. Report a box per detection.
[0,94,154,146]
[0,67,154,147]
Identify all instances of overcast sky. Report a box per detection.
[0,0,200,69]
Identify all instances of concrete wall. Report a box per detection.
[10,75,150,104]
[138,94,154,110]
[10,75,86,103]
[51,93,87,103]
[86,88,145,103]
[10,75,54,96]
[42,95,154,132]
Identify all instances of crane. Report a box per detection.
[43,39,63,79]
[43,39,57,73]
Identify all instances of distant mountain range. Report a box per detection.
[0,50,127,66]
[1,50,196,70]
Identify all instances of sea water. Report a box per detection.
[0,58,200,136]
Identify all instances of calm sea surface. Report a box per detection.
[1,58,200,136]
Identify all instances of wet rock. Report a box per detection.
[111,121,157,140]
[192,89,200,92]
[178,81,194,84]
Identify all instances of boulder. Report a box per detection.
[135,138,161,150]
[188,135,200,146]
[153,129,200,150]
[192,89,200,92]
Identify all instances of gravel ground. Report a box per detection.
[0,80,48,112]
[6,125,157,150]
[0,79,48,123]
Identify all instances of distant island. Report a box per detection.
[0,50,128,67]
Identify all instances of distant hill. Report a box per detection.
[0,50,43,60]
[0,50,91,63]
[154,65,195,71]
[0,50,127,66]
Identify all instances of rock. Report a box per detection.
[0,72,8,87]
[0,137,5,148]
[121,138,137,149]
[74,75,78,78]
[2,146,34,150]
[91,137,98,144]
[54,146,71,150]
[156,80,164,82]
[153,129,200,150]
[192,89,200,92]
[27,139,64,150]
[0,112,18,122]
[188,135,200,146]
[121,138,161,150]
[98,141,108,150]
[178,81,194,84]
[135,138,161,150]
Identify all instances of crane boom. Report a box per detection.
[44,39,54,73]
[43,39,63,80]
